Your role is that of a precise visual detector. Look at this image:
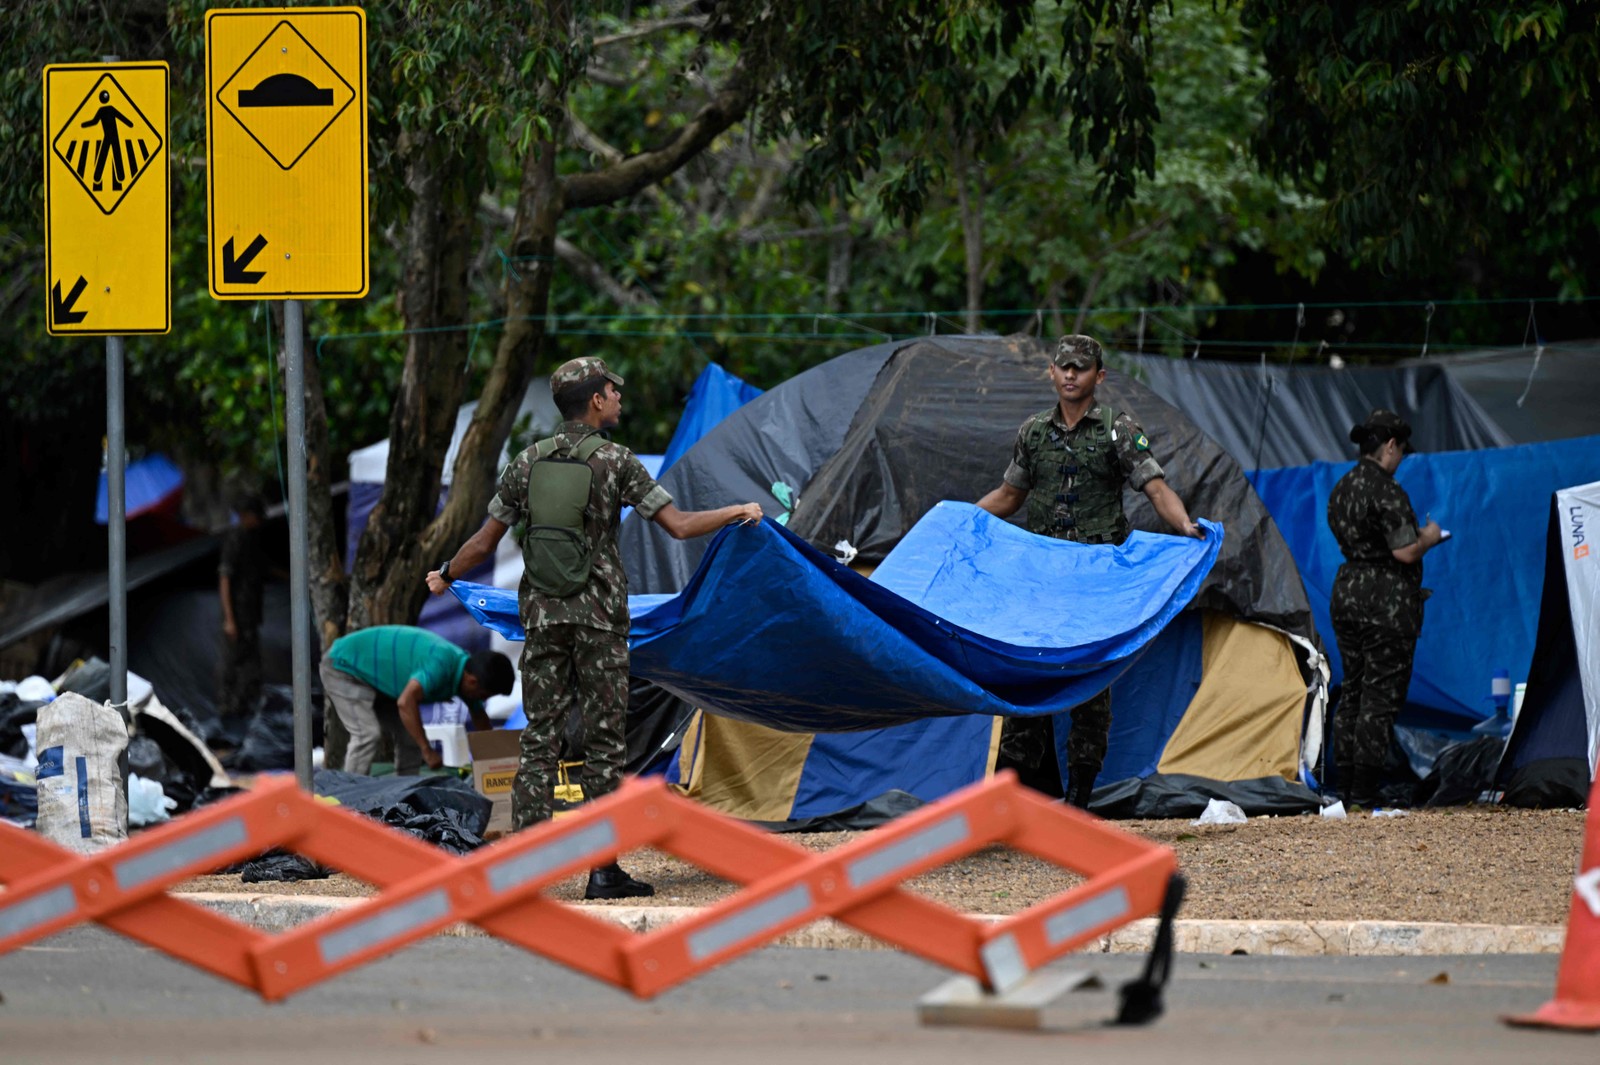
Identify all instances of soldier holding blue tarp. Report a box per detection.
[977,334,1204,809]
[427,356,761,899]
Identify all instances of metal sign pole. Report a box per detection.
[282,299,313,788]
[99,51,127,717]
[106,335,127,714]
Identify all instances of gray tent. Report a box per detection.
[1108,351,1510,469]
[1403,342,1600,445]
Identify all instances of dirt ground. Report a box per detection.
[178,803,1588,925]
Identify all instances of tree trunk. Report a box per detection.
[300,134,485,769]
[427,62,756,560]
[347,133,487,633]
[424,138,564,565]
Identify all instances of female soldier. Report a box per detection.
[1327,410,1445,807]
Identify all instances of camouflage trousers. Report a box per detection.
[1331,609,1420,772]
[997,687,1113,788]
[1063,687,1113,776]
[218,627,262,719]
[511,624,629,830]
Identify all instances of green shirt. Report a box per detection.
[325,626,468,703]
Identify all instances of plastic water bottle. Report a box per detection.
[1472,668,1513,736]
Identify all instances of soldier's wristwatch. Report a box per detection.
[438,559,453,583]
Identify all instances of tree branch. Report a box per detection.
[567,112,666,203]
[562,61,754,210]
[554,236,657,307]
[736,222,851,244]
[592,17,707,47]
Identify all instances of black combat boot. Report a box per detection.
[1347,766,1380,810]
[584,862,655,899]
[1067,763,1099,810]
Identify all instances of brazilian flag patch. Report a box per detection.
[1135,433,1150,451]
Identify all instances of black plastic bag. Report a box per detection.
[1420,736,1506,807]
[377,803,487,854]
[0,770,38,827]
[314,769,492,837]
[228,685,297,771]
[231,849,332,883]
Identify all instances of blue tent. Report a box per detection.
[1248,435,1600,727]
[659,363,764,474]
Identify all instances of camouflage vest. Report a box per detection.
[1023,405,1129,545]
[522,433,608,598]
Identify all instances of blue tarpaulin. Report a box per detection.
[96,452,184,523]
[1249,434,1600,726]
[450,501,1221,732]
[659,363,764,474]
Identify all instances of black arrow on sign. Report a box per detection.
[52,276,88,325]
[223,234,268,285]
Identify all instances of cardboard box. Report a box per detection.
[467,729,522,837]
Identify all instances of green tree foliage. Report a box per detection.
[856,0,1326,346]
[1239,0,1600,284]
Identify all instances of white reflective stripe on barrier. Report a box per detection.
[979,931,1029,994]
[1045,886,1130,946]
[113,817,250,891]
[846,813,970,891]
[0,884,78,940]
[1576,868,1600,919]
[317,888,452,965]
[486,819,617,896]
[687,882,812,961]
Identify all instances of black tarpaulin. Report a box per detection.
[1112,350,1511,469]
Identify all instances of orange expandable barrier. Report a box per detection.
[0,770,1177,1001]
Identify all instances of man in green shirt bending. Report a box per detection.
[320,625,515,775]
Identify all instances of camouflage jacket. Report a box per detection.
[1003,402,1164,545]
[218,524,265,628]
[1327,457,1425,628]
[488,421,672,635]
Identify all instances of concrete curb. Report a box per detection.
[175,892,1564,956]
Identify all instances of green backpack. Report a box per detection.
[522,433,607,598]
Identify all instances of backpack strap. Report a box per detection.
[532,432,607,462]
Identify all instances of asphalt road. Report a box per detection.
[0,929,1593,1064]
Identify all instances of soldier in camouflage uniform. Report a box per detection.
[427,356,762,898]
[1327,409,1444,808]
[976,335,1204,809]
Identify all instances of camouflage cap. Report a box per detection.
[1051,334,1103,371]
[549,356,624,395]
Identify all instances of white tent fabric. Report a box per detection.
[347,378,562,486]
[1556,479,1600,776]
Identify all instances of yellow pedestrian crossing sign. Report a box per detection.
[206,7,368,300]
[42,63,170,336]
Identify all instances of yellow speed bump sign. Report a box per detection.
[42,62,170,336]
[205,6,368,300]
